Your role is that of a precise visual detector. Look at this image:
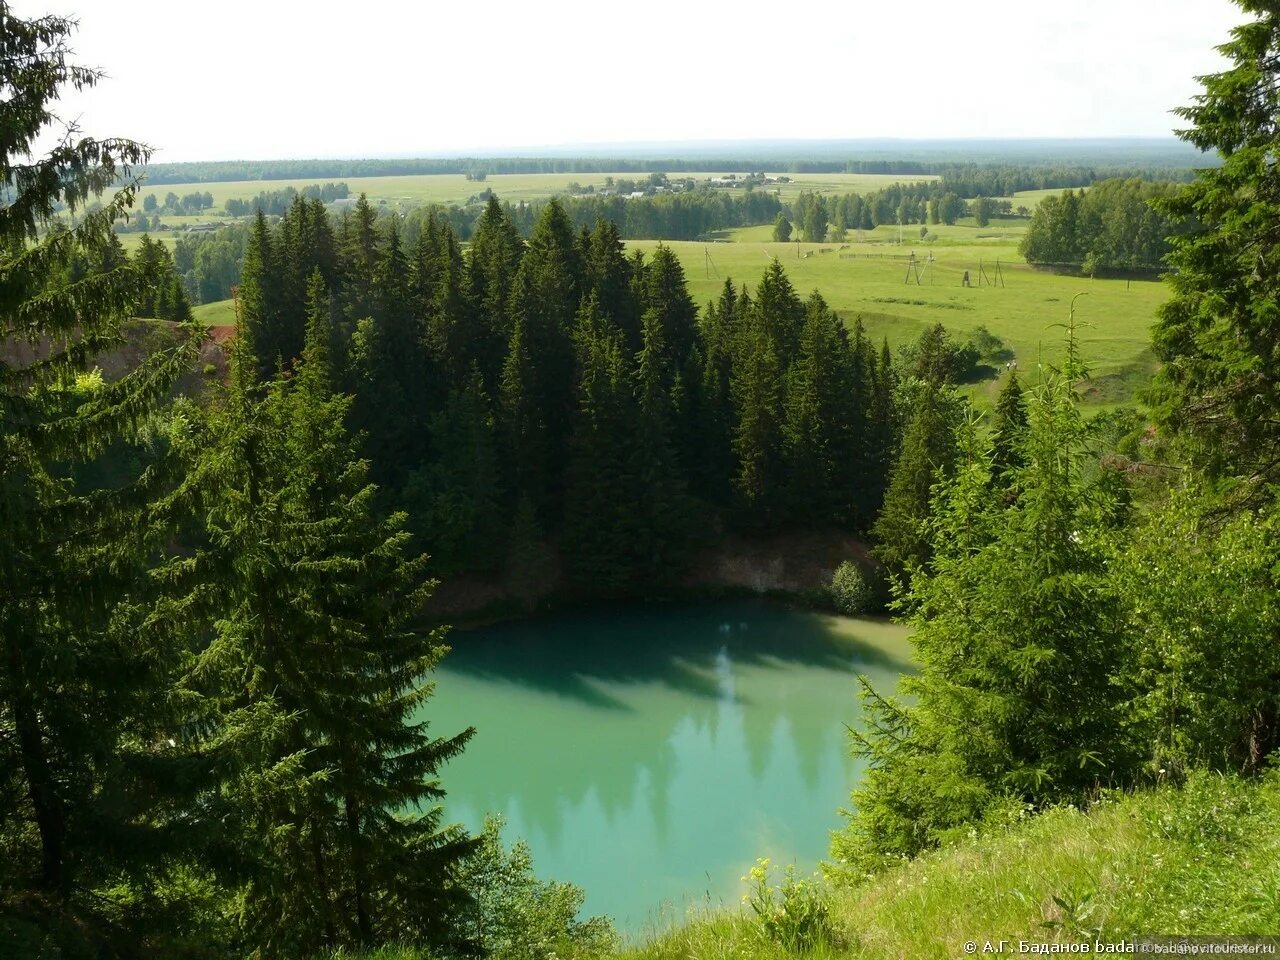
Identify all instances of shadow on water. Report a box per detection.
[425,599,914,884]
[440,597,911,711]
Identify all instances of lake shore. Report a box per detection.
[425,527,876,630]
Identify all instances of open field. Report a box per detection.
[630,229,1166,408]
[192,298,237,327]
[724,219,1032,246]
[136,171,938,212]
[117,232,181,252]
[998,186,1089,211]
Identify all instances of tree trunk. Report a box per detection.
[4,624,66,895]
[344,791,372,944]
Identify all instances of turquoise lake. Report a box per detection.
[424,600,913,934]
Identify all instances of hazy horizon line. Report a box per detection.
[145,135,1200,167]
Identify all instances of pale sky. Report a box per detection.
[17,0,1243,162]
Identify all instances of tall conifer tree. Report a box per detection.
[731,314,786,528]
[0,11,200,951]
[189,292,478,957]
[872,385,961,575]
[782,292,855,525]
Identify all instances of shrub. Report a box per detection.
[742,858,832,952]
[830,560,872,615]
[455,817,617,960]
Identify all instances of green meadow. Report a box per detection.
[136,170,935,212]
[997,186,1089,211]
[192,298,237,327]
[629,226,1165,409]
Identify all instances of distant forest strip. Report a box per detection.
[1019,179,1188,272]
[134,156,1200,189]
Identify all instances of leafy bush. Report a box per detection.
[742,859,832,952]
[455,817,618,960]
[829,560,873,616]
[1112,493,1280,779]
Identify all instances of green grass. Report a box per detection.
[619,772,1280,959]
[192,298,236,327]
[134,171,936,214]
[629,227,1165,408]
[117,232,180,252]
[335,772,1280,960]
[1000,186,1091,211]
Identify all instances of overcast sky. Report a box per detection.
[18,0,1244,162]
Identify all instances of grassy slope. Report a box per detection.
[192,298,237,327]
[343,773,1279,960]
[627,772,1280,959]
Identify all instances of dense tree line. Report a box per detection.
[169,189,783,306]
[936,161,1195,197]
[1019,178,1186,271]
[515,189,782,240]
[140,189,214,215]
[130,235,194,320]
[224,181,350,217]
[787,187,1013,241]
[173,220,250,302]
[131,155,1204,186]
[130,158,936,184]
[232,192,904,588]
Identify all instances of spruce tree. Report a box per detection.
[990,369,1028,482]
[507,200,580,492]
[499,311,549,512]
[279,195,339,337]
[238,210,283,375]
[582,218,639,349]
[562,296,639,592]
[631,306,692,587]
[348,223,431,487]
[862,337,899,524]
[189,298,478,956]
[1149,0,1280,498]
[841,348,1130,870]
[423,222,476,392]
[731,314,786,529]
[339,193,381,328]
[845,318,877,526]
[641,244,698,372]
[872,384,961,575]
[404,367,504,574]
[752,259,804,358]
[0,10,200,952]
[782,292,855,526]
[466,195,524,387]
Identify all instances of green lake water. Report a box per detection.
[425,599,912,935]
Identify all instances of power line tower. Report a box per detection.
[704,245,720,280]
[977,258,1007,288]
